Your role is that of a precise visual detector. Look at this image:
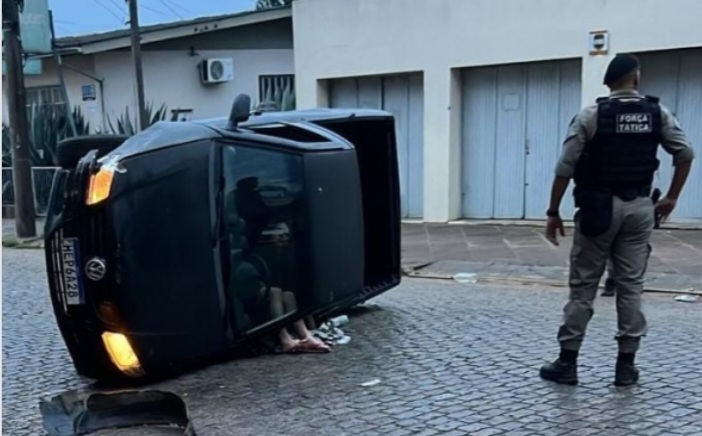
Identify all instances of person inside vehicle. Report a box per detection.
[270,286,331,353]
[235,177,275,252]
[231,258,330,354]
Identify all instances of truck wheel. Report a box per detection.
[56,135,130,169]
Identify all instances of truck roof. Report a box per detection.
[199,107,393,129]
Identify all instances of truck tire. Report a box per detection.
[55,135,130,169]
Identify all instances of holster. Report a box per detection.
[576,190,613,237]
[651,188,662,229]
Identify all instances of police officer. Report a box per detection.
[540,53,695,386]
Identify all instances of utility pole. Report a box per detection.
[127,0,148,131]
[49,10,77,137]
[4,0,37,238]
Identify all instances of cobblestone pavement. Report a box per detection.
[3,249,702,436]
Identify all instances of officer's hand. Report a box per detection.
[545,216,565,246]
[656,197,677,221]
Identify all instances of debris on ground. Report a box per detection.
[454,272,478,284]
[674,294,699,303]
[40,389,195,436]
[330,315,349,327]
[313,315,351,346]
[360,379,381,387]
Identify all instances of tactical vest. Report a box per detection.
[574,95,662,196]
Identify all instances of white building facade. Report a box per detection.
[293,0,702,222]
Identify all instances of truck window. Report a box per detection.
[220,144,309,333]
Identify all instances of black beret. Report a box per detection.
[604,54,641,86]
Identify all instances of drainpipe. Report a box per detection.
[61,63,108,133]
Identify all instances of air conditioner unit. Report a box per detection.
[200,58,234,84]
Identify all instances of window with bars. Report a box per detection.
[258,75,296,111]
[25,86,64,109]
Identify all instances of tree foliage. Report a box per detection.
[255,0,292,10]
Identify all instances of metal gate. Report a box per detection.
[329,74,424,219]
[461,59,582,219]
[638,48,702,221]
[2,167,59,216]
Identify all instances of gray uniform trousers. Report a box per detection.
[558,195,654,354]
[606,243,653,291]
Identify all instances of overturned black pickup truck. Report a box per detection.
[44,94,402,382]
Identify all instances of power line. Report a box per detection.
[156,0,183,19]
[97,0,125,18]
[53,19,78,28]
[140,2,173,18]
[161,0,190,15]
[93,0,126,25]
[54,22,78,33]
[104,0,125,12]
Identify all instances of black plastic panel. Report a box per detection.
[303,151,365,305]
[315,119,402,290]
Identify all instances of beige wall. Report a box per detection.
[23,55,105,131]
[95,48,294,124]
[3,55,102,129]
[293,0,702,221]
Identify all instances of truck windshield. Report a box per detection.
[219,144,309,334]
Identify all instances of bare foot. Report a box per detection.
[281,339,301,353]
[297,337,331,353]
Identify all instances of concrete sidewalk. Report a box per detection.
[3,218,45,237]
[403,223,702,293]
[2,219,45,248]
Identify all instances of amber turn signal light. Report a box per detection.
[86,168,115,205]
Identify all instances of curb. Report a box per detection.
[442,220,702,231]
[401,267,701,296]
[2,235,45,249]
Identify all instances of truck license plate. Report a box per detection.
[61,238,85,305]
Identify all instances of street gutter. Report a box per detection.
[402,266,701,296]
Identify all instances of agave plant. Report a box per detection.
[3,104,89,167]
[107,102,169,135]
[26,104,91,167]
[257,79,296,112]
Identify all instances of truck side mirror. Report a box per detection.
[226,94,252,130]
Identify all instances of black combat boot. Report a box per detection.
[614,353,639,386]
[601,277,616,297]
[540,349,578,385]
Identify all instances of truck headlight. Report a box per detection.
[101,331,145,377]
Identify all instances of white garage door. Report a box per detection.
[638,48,702,222]
[329,74,424,219]
[461,59,582,220]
